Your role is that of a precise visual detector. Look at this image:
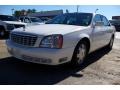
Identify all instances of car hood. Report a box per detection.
[13,24,89,35]
[3,21,26,25]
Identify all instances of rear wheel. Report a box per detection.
[71,41,88,66]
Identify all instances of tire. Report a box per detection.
[71,41,88,66]
[107,36,114,50]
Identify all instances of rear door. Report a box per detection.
[101,15,113,45]
[92,14,106,50]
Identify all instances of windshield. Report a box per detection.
[46,13,93,26]
[30,17,42,23]
[0,15,18,21]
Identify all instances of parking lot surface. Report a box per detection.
[0,32,120,85]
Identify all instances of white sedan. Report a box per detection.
[6,13,115,66]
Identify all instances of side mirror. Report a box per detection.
[95,21,104,26]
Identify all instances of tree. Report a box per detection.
[21,9,27,15]
[31,9,36,13]
[27,9,32,14]
[14,10,21,17]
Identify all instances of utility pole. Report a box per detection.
[66,9,69,13]
[77,5,79,13]
[11,8,14,16]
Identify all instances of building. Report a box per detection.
[28,10,63,21]
[112,16,120,20]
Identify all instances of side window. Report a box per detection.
[93,15,102,23]
[102,16,110,26]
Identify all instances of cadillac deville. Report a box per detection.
[6,13,115,66]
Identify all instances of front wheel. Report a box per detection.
[71,41,88,66]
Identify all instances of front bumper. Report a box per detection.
[6,40,74,65]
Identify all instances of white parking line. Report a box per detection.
[115,32,120,39]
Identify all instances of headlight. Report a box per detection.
[6,24,14,30]
[40,34,63,49]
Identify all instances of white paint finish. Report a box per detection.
[0,19,26,33]
[13,24,88,35]
[3,21,26,25]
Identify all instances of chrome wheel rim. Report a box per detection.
[76,43,86,64]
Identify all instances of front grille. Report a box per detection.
[10,33,37,47]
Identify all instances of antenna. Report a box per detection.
[95,9,99,13]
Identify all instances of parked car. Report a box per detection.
[0,15,26,37]
[19,16,44,25]
[6,13,115,66]
[110,20,120,31]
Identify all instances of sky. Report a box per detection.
[0,5,120,20]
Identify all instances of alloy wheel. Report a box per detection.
[76,43,87,65]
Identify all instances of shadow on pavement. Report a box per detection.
[0,47,111,85]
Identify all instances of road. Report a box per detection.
[0,32,120,85]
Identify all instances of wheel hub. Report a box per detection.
[77,44,86,64]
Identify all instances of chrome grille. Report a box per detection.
[10,33,37,47]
